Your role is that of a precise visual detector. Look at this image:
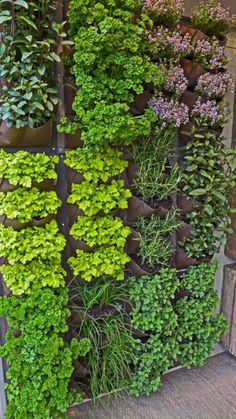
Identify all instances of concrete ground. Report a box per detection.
[68,352,236,419]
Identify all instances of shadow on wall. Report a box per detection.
[184,0,236,16]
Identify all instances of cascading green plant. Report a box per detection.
[0,150,59,187]
[65,147,128,183]
[0,188,61,222]
[0,287,91,419]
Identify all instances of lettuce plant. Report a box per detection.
[65,147,128,183]
[69,246,131,281]
[68,180,131,216]
[0,220,66,264]
[0,188,61,222]
[0,261,66,295]
[0,150,58,187]
[0,288,90,419]
[70,215,131,248]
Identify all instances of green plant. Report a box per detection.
[129,268,179,333]
[68,180,132,216]
[69,246,131,282]
[134,209,182,268]
[0,188,61,222]
[70,215,131,248]
[132,129,181,203]
[0,287,90,418]
[130,335,179,396]
[0,220,66,264]
[191,0,236,39]
[0,0,60,128]
[0,261,66,296]
[0,150,58,187]
[58,0,163,147]
[65,147,128,183]
[181,129,236,259]
[142,0,184,27]
[180,260,219,298]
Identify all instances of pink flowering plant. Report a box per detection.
[191,0,236,39]
[142,0,184,27]
[193,38,228,70]
[191,98,229,128]
[149,95,189,127]
[148,27,192,61]
[162,64,188,97]
[195,72,234,100]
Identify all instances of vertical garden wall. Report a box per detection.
[0,0,235,417]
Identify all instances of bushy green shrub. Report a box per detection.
[0,188,61,222]
[69,246,130,281]
[65,147,128,183]
[0,220,66,264]
[68,180,131,216]
[0,288,90,419]
[0,150,58,187]
[0,261,66,295]
[70,215,131,247]
[58,0,163,147]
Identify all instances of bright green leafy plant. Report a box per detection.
[65,147,128,183]
[68,180,132,216]
[0,150,58,187]
[132,129,181,203]
[0,261,66,296]
[0,220,66,264]
[70,215,131,248]
[69,246,131,281]
[0,188,61,222]
[0,287,90,419]
[58,0,163,147]
[181,129,236,259]
[134,209,182,268]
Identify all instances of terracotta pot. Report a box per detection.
[130,91,152,116]
[0,120,53,147]
[180,25,208,43]
[181,90,198,112]
[180,58,207,88]
[125,196,168,222]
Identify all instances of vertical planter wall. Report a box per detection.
[0,0,235,416]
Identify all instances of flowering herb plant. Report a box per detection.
[191,99,229,128]
[162,64,188,97]
[142,0,184,27]
[149,95,189,128]
[195,72,234,100]
[193,38,228,70]
[148,27,192,61]
[191,0,236,39]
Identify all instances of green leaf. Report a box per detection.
[190,189,206,196]
[18,15,37,30]
[15,0,28,8]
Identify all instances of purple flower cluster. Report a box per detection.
[192,0,236,36]
[148,27,192,59]
[142,0,184,22]
[195,72,234,99]
[194,38,228,70]
[163,65,188,96]
[149,95,189,127]
[191,98,229,127]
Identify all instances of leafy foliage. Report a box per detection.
[132,129,181,202]
[69,246,131,281]
[65,147,128,183]
[0,188,61,222]
[0,261,66,295]
[68,180,131,216]
[0,150,58,187]
[181,129,236,259]
[58,0,163,147]
[0,288,90,419]
[0,0,60,127]
[134,209,182,268]
[70,215,131,248]
[0,220,66,264]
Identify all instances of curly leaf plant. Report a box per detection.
[58,0,163,147]
[0,150,58,187]
[0,287,91,419]
[0,188,61,222]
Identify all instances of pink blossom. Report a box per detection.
[163,65,188,96]
[149,95,189,127]
[194,38,228,70]
[148,27,192,59]
[195,72,234,99]
[191,98,229,127]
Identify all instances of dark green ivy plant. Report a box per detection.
[58,0,163,148]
